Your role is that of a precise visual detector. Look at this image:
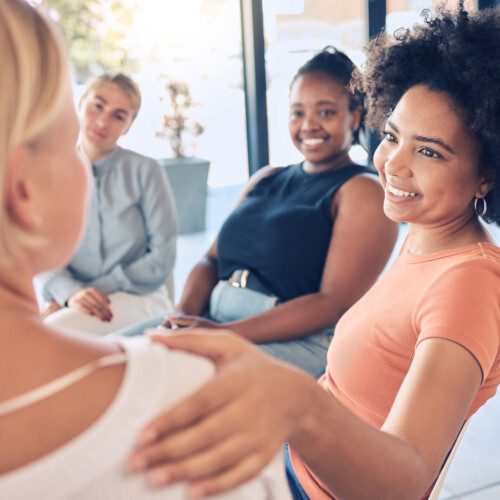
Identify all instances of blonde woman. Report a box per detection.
[38,73,177,336]
[0,1,288,498]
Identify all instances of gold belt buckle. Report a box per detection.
[229,269,249,288]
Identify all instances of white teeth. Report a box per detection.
[302,138,324,146]
[387,184,418,198]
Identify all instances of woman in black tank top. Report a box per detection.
[159,47,398,377]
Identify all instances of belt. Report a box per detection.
[227,269,276,298]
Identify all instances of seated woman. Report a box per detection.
[128,4,500,499]
[0,2,288,499]
[37,72,177,336]
[125,47,398,377]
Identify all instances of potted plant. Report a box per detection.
[157,80,210,234]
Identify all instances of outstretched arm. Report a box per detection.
[191,175,398,341]
[129,330,480,499]
[168,166,283,318]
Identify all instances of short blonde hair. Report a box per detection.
[0,0,68,247]
[82,73,142,120]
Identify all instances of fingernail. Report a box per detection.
[139,427,158,445]
[127,455,147,472]
[149,469,170,486]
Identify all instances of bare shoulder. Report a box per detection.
[239,165,283,199]
[333,172,385,211]
[0,319,125,473]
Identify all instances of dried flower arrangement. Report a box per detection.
[156,80,204,158]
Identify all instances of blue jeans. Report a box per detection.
[284,443,310,500]
[115,282,333,378]
[209,281,332,377]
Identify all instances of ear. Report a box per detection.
[5,145,42,231]
[475,174,494,199]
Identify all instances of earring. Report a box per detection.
[474,196,487,217]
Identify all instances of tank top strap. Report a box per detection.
[0,352,127,418]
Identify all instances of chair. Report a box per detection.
[166,274,175,303]
[428,419,470,499]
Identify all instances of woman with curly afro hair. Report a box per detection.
[128,3,499,499]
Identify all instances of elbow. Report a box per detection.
[315,292,348,325]
[343,461,433,500]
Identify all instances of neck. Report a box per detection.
[81,140,114,164]
[0,273,38,321]
[407,213,492,254]
[303,151,352,174]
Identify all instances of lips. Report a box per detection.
[386,184,420,198]
[301,137,326,146]
[87,128,107,140]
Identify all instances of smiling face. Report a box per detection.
[289,72,361,172]
[374,85,491,230]
[79,81,135,162]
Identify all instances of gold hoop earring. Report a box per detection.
[474,196,487,217]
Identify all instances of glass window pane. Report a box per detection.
[122,0,248,188]
[44,0,249,188]
[387,0,477,33]
[263,0,367,167]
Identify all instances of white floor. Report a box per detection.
[176,185,500,500]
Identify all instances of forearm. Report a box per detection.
[176,257,218,315]
[89,239,176,295]
[290,383,432,499]
[221,292,346,342]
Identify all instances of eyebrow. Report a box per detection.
[93,95,130,116]
[290,100,339,107]
[387,120,456,154]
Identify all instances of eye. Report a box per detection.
[319,109,336,117]
[290,110,304,119]
[382,130,397,142]
[114,113,126,122]
[420,147,442,159]
[93,102,104,111]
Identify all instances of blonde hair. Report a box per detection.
[0,0,69,249]
[82,73,142,120]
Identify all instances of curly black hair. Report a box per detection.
[291,46,366,146]
[354,4,500,224]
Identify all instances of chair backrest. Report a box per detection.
[428,419,470,500]
[166,274,175,303]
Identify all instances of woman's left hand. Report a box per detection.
[127,329,317,497]
[162,313,219,330]
[40,299,62,318]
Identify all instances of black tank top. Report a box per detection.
[217,162,375,302]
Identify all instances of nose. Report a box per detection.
[95,113,109,130]
[384,144,411,178]
[300,112,320,132]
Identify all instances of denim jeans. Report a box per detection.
[284,443,310,500]
[210,281,332,378]
[116,281,333,378]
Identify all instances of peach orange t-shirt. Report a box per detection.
[290,241,500,499]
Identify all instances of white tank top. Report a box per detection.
[0,352,126,417]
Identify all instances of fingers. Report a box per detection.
[188,452,275,498]
[80,296,112,321]
[88,288,110,304]
[135,372,240,448]
[162,315,194,329]
[149,330,252,363]
[147,437,268,491]
[40,300,62,318]
[68,288,112,321]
